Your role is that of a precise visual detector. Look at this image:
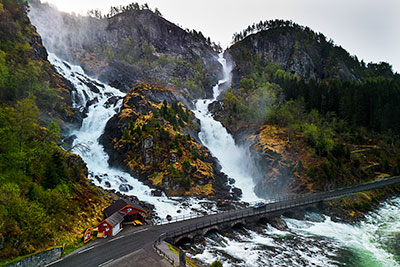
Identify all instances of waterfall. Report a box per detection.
[193,53,262,202]
[48,53,218,219]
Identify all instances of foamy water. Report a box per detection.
[191,197,400,266]
[193,54,262,203]
[48,53,219,219]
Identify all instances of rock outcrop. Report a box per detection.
[29,2,222,100]
[226,23,363,83]
[100,83,235,199]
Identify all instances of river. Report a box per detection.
[47,51,399,267]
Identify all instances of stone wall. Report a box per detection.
[7,247,62,267]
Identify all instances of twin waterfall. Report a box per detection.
[49,52,399,267]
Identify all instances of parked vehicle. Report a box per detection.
[253,202,266,209]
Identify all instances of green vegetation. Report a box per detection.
[0,97,106,261]
[210,260,223,267]
[0,0,56,106]
[0,1,108,261]
[228,20,400,133]
[223,21,400,191]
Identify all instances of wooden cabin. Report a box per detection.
[97,211,125,237]
[103,199,147,222]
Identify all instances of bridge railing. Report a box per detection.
[154,177,400,240]
[162,182,393,239]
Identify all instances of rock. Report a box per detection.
[151,190,162,197]
[118,176,128,183]
[267,217,288,231]
[104,181,111,188]
[142,137,154,149]
[119,184,133,192]
[228,178,235,185]
[231,187,243,198]
[63,134,77,146]
[94,175,102,183]
[104,96,122,108]
[169,153,178,163]
[166,215,172,221]
[143,151,153,165]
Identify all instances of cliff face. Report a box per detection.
[0,1,81,130]
[29,3,221,100]
[100,83,236,199]
[227,24,363,83]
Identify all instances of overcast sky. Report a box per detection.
[42,0,400,72]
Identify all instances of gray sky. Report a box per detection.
[42,0,400,72]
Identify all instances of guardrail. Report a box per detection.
[159,176,400,240]
[153,240,175,266]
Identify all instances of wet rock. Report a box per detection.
[143,151,153,165]
[104,96,122,109]
[94,175,102,183]
[142,137,154,149]
[151,190,162,197]
[166,215,172,221]
[63,134,77,146]
[267,217,288,231]
[169,153,178,163]
[119,184,133,192]
[228,178,235,185]
[104,181,111,188]
[118,176,128,183]
[231,187,243,199]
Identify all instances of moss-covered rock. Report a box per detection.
[100,83,233,198]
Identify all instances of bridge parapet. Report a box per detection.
[154,176,400,245]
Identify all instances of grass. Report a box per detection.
[167,243,198,267]
[0,246,62,267]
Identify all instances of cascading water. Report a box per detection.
[48,53,218,219]
[191,197,400,266]
[193,53,262,202]
[47,50,400,267]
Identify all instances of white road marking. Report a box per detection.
[98,259,114,267]
[78,245,95,254]
[108,235,124,242]
[45,258,63,266]
[135,228,148,234]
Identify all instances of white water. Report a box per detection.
[193,54,262,202]
[192,197,400,266]
[48,53,219,219]
[48,51,400,267]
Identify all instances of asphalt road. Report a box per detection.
[49,176,400,267]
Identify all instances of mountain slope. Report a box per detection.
[211,20,400,197]
[29,1,221,99]
[0,1,111,261]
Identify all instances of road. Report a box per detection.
[50,176,400,267]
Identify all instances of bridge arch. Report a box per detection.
[203,226,220,237]
[175,236,193,246]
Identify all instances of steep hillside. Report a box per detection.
[228,19,375,82]
[0,1,111,261]
[100,83,237,199]
[0,0,82,129]
[212,20,400,197]
[29,1,222,99]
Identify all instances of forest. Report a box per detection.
[0,0,107,261]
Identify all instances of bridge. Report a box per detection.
[51,176,400,267]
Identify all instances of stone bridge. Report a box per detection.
[159,176,400,244]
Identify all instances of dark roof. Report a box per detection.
[104,212,125,227]
[104,199,147,218]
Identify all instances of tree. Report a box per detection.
[210,260,223,267]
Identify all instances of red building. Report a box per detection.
[103,199,147,221]
[97,211,125,237]
[97,199,147,237]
